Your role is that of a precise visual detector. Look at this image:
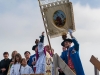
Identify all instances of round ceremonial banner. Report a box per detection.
[53,10,66,28]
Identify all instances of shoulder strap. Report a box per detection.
[19,64,21,72]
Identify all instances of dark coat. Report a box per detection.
[0,58,11,75]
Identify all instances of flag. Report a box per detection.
[41,1,75,38]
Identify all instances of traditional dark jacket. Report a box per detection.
[61,38,85,75]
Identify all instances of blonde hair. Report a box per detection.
[21,58,26,63]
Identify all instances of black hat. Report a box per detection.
[61,38,72,46]
[32,45,38,50]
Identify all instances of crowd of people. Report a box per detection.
[0,29,85,75]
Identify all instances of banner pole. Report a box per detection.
[38,0,51,49]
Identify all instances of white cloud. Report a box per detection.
[0,1,100,75]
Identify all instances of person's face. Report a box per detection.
[25,52,30,59]
[46,46,49,50]
[21,59,27,66]
[64,41,71,48]
[3,54,9,59]
[16,56,19,61]
[14,51,17,57]
[45,46,50,52]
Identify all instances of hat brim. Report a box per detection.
[32,45,38,50]
[61,39,72,46]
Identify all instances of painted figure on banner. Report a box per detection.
[53,10,66,27]
[60,29,85,75]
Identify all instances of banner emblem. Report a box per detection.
[53,10,66,28]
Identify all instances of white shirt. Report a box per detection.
[10,62,21,75]
[20,65,34,74]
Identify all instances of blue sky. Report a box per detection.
[0,0,100,14]
[71,0,100,8]
[0,0,100,75]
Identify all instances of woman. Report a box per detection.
[7,51,17,75]
[10,53,22,75]
[10,51,17,66]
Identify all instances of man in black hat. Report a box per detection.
[60,29,85,75]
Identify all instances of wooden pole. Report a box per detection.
[38,0,51,49]
[94,66,99,75]
[94,58,99,75]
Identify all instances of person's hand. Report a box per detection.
[68,29,74,38]
[32,61,36,65]
[62,47,66,51]
[58,69,63,73]
[68,29,73,33]
[1,68,6,72]
[10,61,14,65]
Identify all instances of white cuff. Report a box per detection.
[68,29,73,33]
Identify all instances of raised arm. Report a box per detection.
[38,32,45,53]
[39,32,44,43]
[68,29,79,51]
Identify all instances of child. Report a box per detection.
[20,58,34,75]
[10,53,22,75]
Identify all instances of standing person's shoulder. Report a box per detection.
[0,59,5,62]
[7,58,11,63]
[30,54,36,58]
[8,58,11,61]
[0,59,4,62]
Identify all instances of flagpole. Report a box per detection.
[38,0,51,49]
